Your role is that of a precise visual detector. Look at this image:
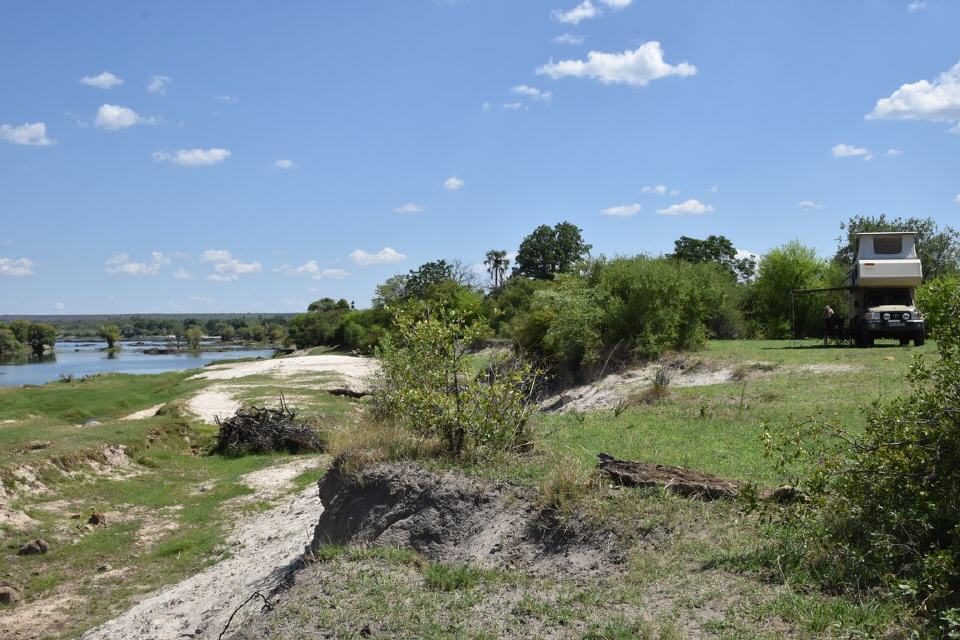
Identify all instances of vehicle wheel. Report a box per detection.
[855,327,871,348]
[900,337,910,346]
[914,333,925,347]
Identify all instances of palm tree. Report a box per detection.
[484,250,510,292]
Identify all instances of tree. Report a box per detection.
[99,324,121,350]
[26,323,57,356]
[168,320,184,349]
[484,250,510,291]
[0,326,23,360]
[9,320,29,344]
[672,234,756,282]
[221,325,236,342]
[185,325,203,350]
[405,260,456,298]
[308,298,350,313]
[514,222,591,280]
[835,215,960,280]
[751,241,827,338]
[373,275,409,308]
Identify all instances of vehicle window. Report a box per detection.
[873,236,902,254]
[866,289,912,306]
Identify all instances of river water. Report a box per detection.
[0,340,276,387]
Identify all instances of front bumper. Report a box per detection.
[863,320,925,336]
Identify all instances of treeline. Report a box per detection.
[0,320,57,359]
[290,215,959,378]
[4,314,294,343]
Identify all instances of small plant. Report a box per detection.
[58,373,74,384]
[652,366,672,391]
[423,562,492,591]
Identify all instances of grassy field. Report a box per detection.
[0,339,934,639]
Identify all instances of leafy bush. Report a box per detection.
[374,305,539,458]
[918,274,960,339]
[513,257,729,378]
[767,292,960,634]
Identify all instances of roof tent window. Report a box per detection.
[873,236,903,255]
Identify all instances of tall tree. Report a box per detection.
[99,324,121,350]
[671,234,756,281]
[26,323,57,356]
[484,250,510,291]
[514,222,591,280]
[836,215,960,281]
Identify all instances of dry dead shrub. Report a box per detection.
[326,418,445,476]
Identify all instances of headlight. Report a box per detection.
[882,313,891,321]
[902,312,911,321]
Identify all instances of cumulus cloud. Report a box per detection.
[200,249,233,262]
[599,0,632,6]
[147,75,172,94]
[0,257,35,277]
[206,259,262,282]
[641,184,668,194]
[502,102,526,110]
[350,247,406,266]
[955,193,960,204]
[279,261,350,280]
[885,148,903,156]
[53,302,66,311]
[656,199,714,216]
[600,203,642,217]
[511,84,553,101]
[552,1,598,24]
[94,104,157,130]
[798,200,824,210]
[173,268,192,280]
[393,203,424,214]
[832,143,873,160]
[867,60,960,131]
[537,42,696,87]
[104,252,165,276]
[443,176,465,190]
[907,1,928,11]
[273,159,296,170]
[153,148,231,166]
[80,71,124,89]
[0,122,54,146]
[553,33,585,45]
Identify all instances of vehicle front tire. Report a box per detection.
[855,326,873,348]
[900,337,910,346]
[914,333,925,347]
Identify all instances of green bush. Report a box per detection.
[374,305,538,458]
[918,274,960,339]
[767,292,960,635]
[513,257,728,377]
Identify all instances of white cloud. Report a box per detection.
[867,60,960,130]
[0,122,54,146]
[443,176,465,190]
[80,71,124,89]
[511,84,553,101]
[393,203,424,214]
[104,252,164,276]
[0,257,35,276]
[502,102,526,110]
[598,0,632,6]
[173,268,192,280]
[832,143,873,160]
[656,199,715,216]
[641,184,668,194]
[907,1,928,11]
[482,101,492,110]
[273,159,296,170]
[600,203,642,217]
[708,184,719,193]
[280,260,350,280]
[153,148,231,166]
[216,95,238,103]
[955,193,960,204]
[537,42,696,87]
[207,259,262,282]
[147,75,172,94]
[350,247,406,266]
[553,33,585,45]
[200,249,232,262]
[552,1,598,24]
[798,200,824,210]
[735,249,759,261]
[884,148,903,156]
[95,104,157,130]
[53,302,66,311]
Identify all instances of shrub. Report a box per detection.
[917,274,960,339]
[767,290,960,634]
[374,305,539,458]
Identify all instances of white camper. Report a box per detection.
[846,232,925,347]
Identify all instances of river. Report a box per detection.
[0,340,276,387]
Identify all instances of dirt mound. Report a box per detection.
[309,459,621,576]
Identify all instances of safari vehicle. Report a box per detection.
[847,232,925,347]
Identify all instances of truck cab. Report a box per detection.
[847,232,925,347]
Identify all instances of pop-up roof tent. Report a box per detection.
[851,232,922,287]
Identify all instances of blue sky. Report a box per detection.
[2,0,958,314]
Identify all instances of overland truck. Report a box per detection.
[847,231,926,347]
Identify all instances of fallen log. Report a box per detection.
[325,387,369,399]
[596,452,742,500]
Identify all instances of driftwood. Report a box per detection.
[212,394,323,456]
[325,387,369,399]
[596,452,742,500]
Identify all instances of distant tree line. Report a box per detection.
[287,214,960,378]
